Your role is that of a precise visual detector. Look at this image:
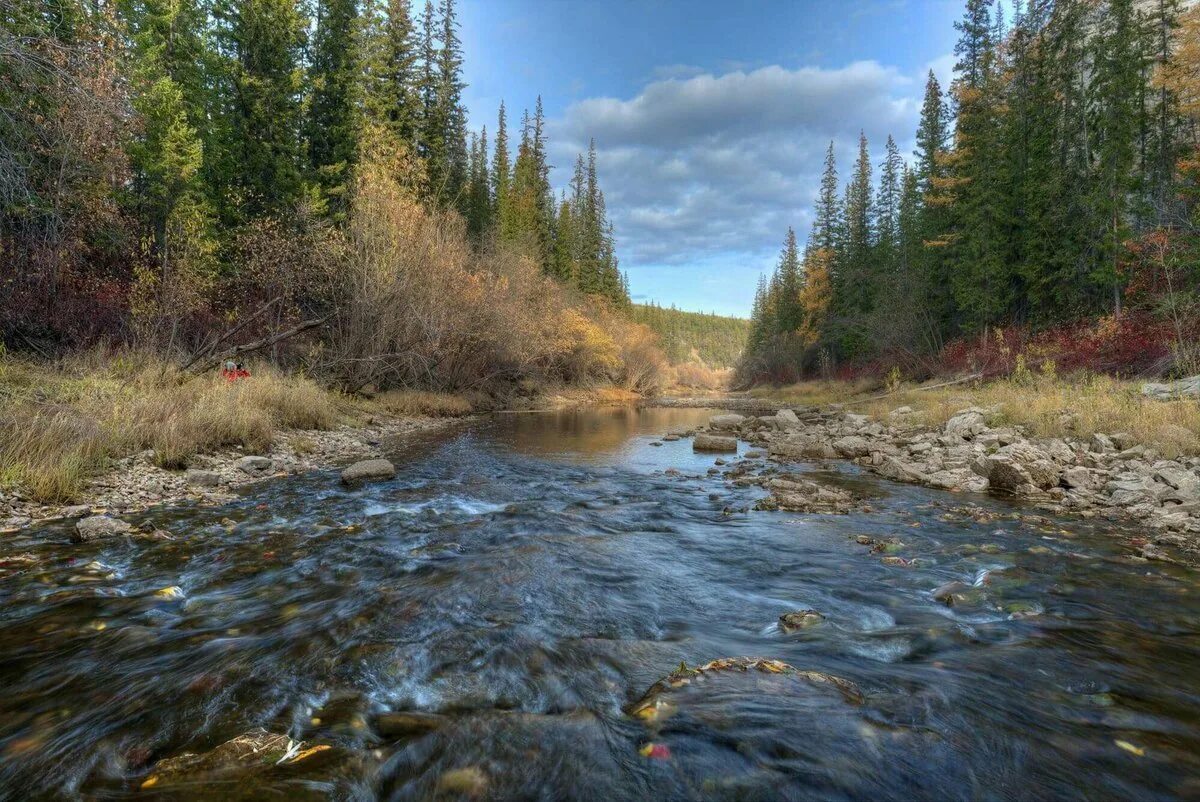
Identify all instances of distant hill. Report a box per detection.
[631,303,750,367]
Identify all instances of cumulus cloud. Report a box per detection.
[545,61,925,280]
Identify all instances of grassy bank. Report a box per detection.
[750,373,1200,458]
[0,353,661,505]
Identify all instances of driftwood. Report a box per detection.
[179,297,284,372]
[191,317,326,374]
[843,372,983,406]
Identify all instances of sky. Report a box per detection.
[455,0,969,317]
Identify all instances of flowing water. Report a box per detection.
[1,406,1200,800]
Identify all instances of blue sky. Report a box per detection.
[456,0,968,317]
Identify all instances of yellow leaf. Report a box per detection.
[140,776,159,789]
[1115,740,1145,757]
[289,744,332,763]
[154,586,184,600]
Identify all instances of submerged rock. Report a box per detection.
[139,728,353,795]
[340,458,397,484]
[373,711,448,739]
[754,476,860,514]
[628,657,863,725]
[693,434,737,452]
[73,515,133,543]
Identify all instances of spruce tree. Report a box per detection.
[213,0,307,221]
[360,0,420,151]
[307,0,360,219]
[812,142,840,252]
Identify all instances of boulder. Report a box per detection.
[1103,475,1162,506]
[73,515,133,543]
[1061,466,1099,491]
[874,455,927,484]
[236,455,274,476]
[708,414,746,431]
[1141,375,1200,399]
[185,469,222,487]
[973,442,1059,493]
[768,434,836,460]
[693,434,737,452]
[60,504,92,519]
[775,408,801,429]
[340,458,397,484]
[832,436,872,458]
[944,408,987,440]
[1152,462,1200,497]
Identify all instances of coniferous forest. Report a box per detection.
[1,0,640,393]
[740,0,1200,385]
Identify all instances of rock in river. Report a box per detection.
[708,414,746,431]
[693,434,737,452]
[779,610,825,632]
[73,515,133,543]
[341,458,397,484]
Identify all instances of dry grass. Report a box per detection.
[375,390,474,417]
[0,354,342,502]
[760,373,1200,458]
[747,377,880,407]
[669,362,733,391]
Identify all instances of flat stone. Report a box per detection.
[60,505,92,518]
[73,515,133,543]
[236,455,274,475]
[185,469,222,487]
[693,434,737,452]
[708,414,746,431]
[340,459,397,484]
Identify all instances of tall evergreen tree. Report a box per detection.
[306,0,360,219]
[212,0,307,221]
[811,142,840,253]
[360,0,421,151]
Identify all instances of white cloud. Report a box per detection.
[546,61,924,271]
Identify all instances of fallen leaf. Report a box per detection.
[1115,740,1145,757]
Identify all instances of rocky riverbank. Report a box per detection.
[0,415,460,533]
[673,400,1200,561]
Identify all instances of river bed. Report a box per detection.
[1,406,1198,800]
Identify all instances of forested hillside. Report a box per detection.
[630,304,750,367]
[1,0,646,392]
[740,0,1200,385]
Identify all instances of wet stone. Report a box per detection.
[779,610,825,632]
[73,515,133,543]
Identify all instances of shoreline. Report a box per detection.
[656,395,1200,562]
[0,414,464,532]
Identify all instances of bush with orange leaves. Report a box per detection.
[312,131,665,396]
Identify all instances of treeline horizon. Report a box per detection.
[630,303,751,369]
[1,0,629,355]
[740,0,1200,385]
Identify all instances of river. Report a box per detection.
[1,406,1199,800]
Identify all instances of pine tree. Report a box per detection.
[307,0,360,219]
[360,0,420,151]
[812,142,840,252]
[774,228,803,334]
[436,0,469,209]
[213,0,307,221]
[876,134,903,259]
[492,101,512,232]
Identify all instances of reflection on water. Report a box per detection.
[0,406,1198,800]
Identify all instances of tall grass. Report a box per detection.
[0,355,340,502]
